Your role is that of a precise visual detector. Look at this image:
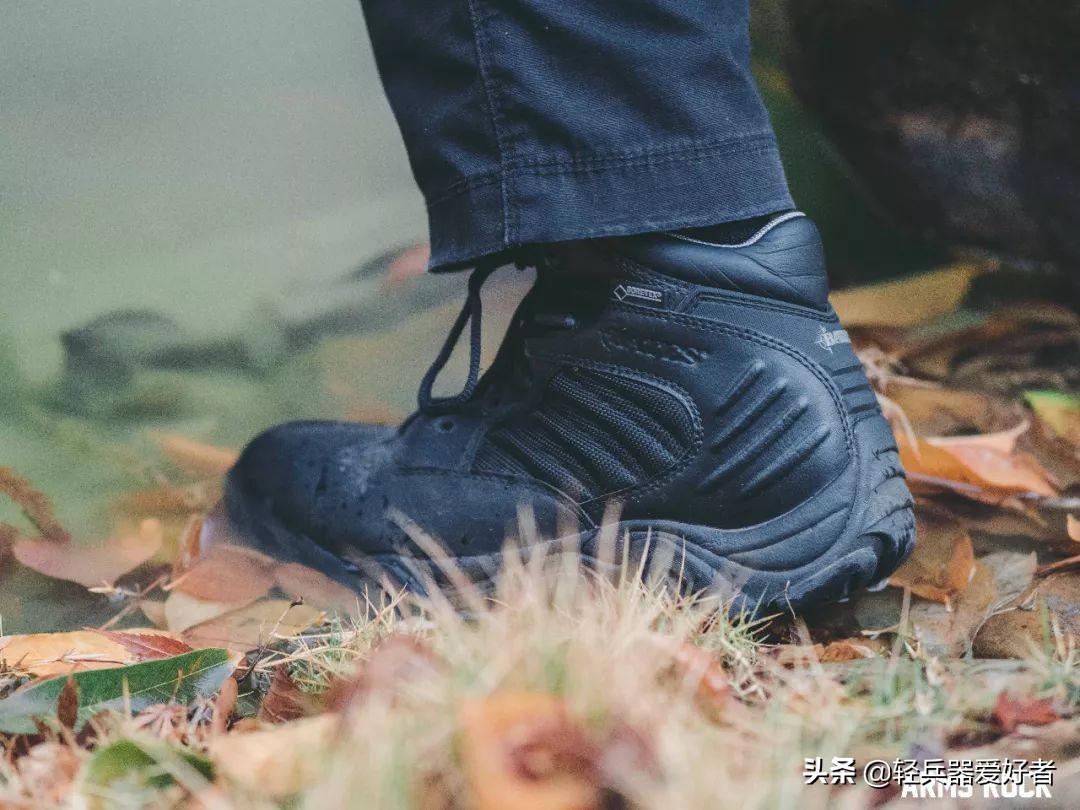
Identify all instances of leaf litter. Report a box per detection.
[1,264,1079,807]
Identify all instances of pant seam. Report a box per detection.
[423,134,780,205]
[464,0,513,247]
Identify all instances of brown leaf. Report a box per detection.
[170,544,275,603]
[152,432,239,478]
[819,639,885,662]
[889,509,976,605]
[0,467,71,544]
[181,599,324,653]
[993,692,1060,733]
[56,677,79,730]
[13,518,163,587]
[91,629,193,660]
[258,664,317,724]
[908,551,1037,657]
[672,643,729,712]
[0,628,190,678]
[326,635,442,711]
[1069,515,1080,543]
[139,598,169,628]
[112,482,218,518]
[274,562,364,615]
[898,424,1058,502]
[460,692,600,810]
[883,382,1018,437]
[209,714,336,798]
[830,263,982,327]
[1025,391,1080,448]
[974,571,1080,658]
[164,590,248,634]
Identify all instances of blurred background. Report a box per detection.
[1,1,1076,627]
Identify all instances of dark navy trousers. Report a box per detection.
[360,0,793,271]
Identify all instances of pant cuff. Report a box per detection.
[425,133,794,272]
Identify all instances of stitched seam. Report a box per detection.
[622,305,865,540]
[607,305,856,477]
[422,134,782,205]
[513,132,779,169]
[519,141,779,177]
[464,0,511,245]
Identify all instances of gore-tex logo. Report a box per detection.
[815,324,851,353]
[613,283,663,304]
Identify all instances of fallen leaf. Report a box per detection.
[0,648,239,734]
[0,628,192,678]
[883,381,1017,437]
[326,635,442,712]
[889,509,976,605]
[165,591,246,635]
[274,562,364,615]
[819,639,885,662]
[209,714,337,797]
[974,571,1080,658]
[152,432,238,478]
[112,482,218,518]
[169,544,275,602]
[139,599,169,628]
[258,664,318,724]
[13,519,163,587]
[898,425,1058,502]
[993,692,1060,733]
[460,692,600,810]
[0,466,71,544]
[92,629,194,660]
[909,551,1037,657]
[644,636,729,714]
[181,599,324,653]
[830,264,981,327]
[1025,391,1080,447]
[56,677,79,730]
[1069,515,1080,543]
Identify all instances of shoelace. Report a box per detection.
[416,252,575,416]
[416,260,501,414]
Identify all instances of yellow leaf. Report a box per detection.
[0,628,189,679]
[830,263,982,327]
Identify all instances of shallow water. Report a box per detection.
[0,1,939,632]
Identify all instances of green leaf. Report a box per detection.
[0,648,236,734]
[82,738,213,799]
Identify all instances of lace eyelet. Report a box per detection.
[434,417,456,433]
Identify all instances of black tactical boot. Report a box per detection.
[209,213,915,612]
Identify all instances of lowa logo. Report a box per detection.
[613,283,663,304]
[815,324,851,353]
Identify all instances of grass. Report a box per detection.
[2,539,1079,808]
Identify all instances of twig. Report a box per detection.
[1035,554,1080,578]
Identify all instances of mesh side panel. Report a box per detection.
[498,422,595,500]
[474,441,530,477]
[474,366,696,501]
[540,405,640,490]
[551,371,683,470]
[600,372,696,442]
